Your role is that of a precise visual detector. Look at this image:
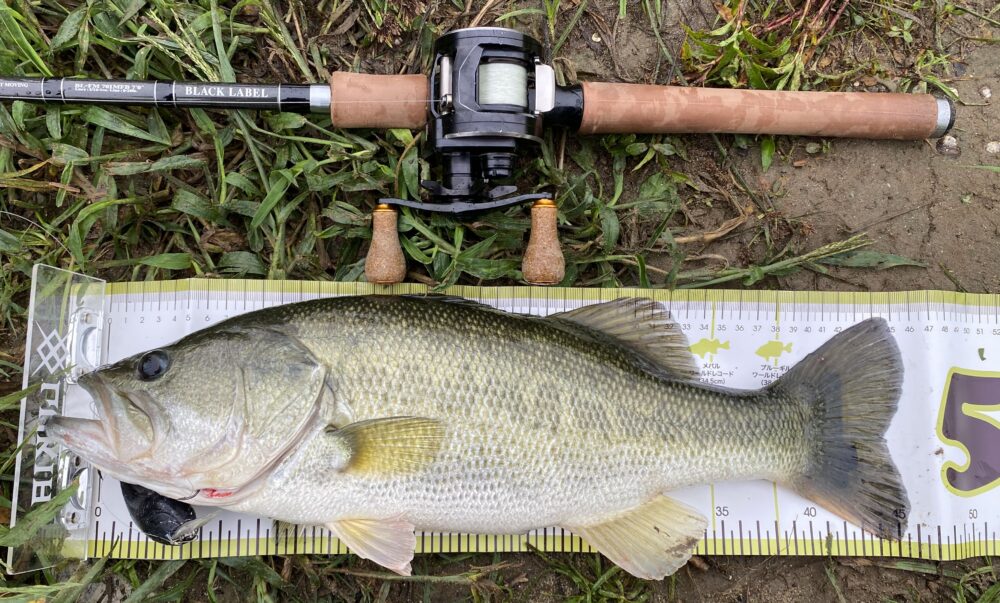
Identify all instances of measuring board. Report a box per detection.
[9,265,1000,571]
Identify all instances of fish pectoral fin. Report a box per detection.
[549,298,699,380]
[328,517,416,576]
[564,495,707,580]
[328,417,445,475]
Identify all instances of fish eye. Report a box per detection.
[137,350,170,381]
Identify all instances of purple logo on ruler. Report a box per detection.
[938,368,1000,496]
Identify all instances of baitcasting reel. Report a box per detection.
[370,27,572,285]
[0,26,955,285]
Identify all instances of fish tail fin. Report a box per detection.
[774,318,908,539]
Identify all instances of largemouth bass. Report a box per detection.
[49,296,908,579]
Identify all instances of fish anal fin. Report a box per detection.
[551,298,699,380]
[329,417,445,475]
[564,495,707,580]
[328,517,416,576]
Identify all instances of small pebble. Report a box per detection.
[591,32,602,43]
[936,135,960,157]
[986,141,1000,154]
[981,85,992,100]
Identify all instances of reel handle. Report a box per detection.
[578,83,953,140]
[522,199,565,286]
[364,204,408,285]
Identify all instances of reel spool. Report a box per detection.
[367,27,567,286]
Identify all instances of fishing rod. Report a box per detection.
[1,27,954,285]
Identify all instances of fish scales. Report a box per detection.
[235,297,808,532]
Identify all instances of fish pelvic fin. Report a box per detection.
[774,318,908,540]
[563,495,707,580]
[550,298,699,380]
[328,517,416,576]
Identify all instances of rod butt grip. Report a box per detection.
[522,199,564,286]
[365,205,407,285]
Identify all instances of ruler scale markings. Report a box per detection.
[62,282,1000,563]
[963,522,968,558]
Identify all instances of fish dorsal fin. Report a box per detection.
[328,517,416,575]
[564,495,707,580]
[550,298,699,380]
[327,417,445,475]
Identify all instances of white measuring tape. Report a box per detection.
[11,270,1000,564]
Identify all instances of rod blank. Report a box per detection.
[0,77,327,113]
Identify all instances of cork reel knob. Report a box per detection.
[522,199,564,286]
[365,204,407,285]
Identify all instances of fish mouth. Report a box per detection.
[48,372,197,500]
[74,371,158,462]
[46,415,113,461]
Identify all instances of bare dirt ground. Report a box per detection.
[559,0,999,296]
[764,44,1000,293]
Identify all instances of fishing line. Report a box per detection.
[0,210,73,258]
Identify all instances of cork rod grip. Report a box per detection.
[329,72,429,129]
[579,82,946,140]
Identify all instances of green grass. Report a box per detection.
[0,0,996,600]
